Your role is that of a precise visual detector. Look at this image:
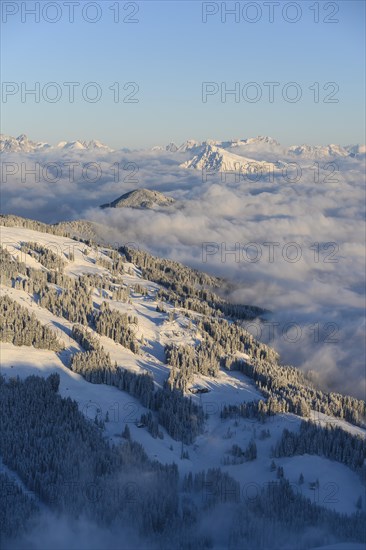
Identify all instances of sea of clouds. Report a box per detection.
[1,144,365,399]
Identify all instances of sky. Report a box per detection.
[1,0,365,149]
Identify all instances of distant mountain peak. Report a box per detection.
[287,143,349,158]
[166,142,178,152]
[0,134,51,153]
[100,188,175,210]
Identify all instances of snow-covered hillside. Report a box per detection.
[1,216,365,549]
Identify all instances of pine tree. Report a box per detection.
[122,424,131,440]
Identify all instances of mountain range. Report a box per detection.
[0,134,113,153]
[2,133,365,161]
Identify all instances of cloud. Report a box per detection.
[5,512,149,550]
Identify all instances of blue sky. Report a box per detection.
[1,0,365,148]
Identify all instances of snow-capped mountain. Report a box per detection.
[0,134,113,153]
[180,143,284,173]
[165,136,281,155]
[56,140,86,151]
[346,144,366,158]
[180,144,244,171]
[175,136,365,171]
[287,144,349,159]
[0,134,51,153]
[2,134,365,162]
[224,136,281,151]
[243,136,280,147]
[176,139,202,152]
[56,139,113,152]
[165,142,179,152]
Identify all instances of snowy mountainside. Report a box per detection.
[1,217,365,549]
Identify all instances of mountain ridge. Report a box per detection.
[100,188,175,210]
[2,133,365,159]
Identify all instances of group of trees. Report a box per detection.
[69,348,115,384]
[0,295,63,351]
[222,440,257,465]
[154,387,204,444]
[107,250,125,276]
[183,466,365,548]
[200,317,278,363]
[39,279,94,325]
[70,324,153,405]
[20,241,66,271]
[0,244,69,293]
[221,396,309,421]
[121,244,263,320]
[94,302,139,353]
[0,472,40,539]
[79,273,130,302]
[273,421,366,478]
[139,411,163,439]
[0,245,28,286]
[229,478,366,549]
[192,315,365,427]
[166,343,220,391]
[71,323,101,352]
[182,468,240,506]
[0,374,182,543]
[237,356,366,426]
[95,249,125,276]
[70,324,202,443]
[132,283,149,296]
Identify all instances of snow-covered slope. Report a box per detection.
[1,220,364,528]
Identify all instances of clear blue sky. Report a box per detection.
[1,0,365,148]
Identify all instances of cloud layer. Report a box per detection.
[1,144,365,398]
